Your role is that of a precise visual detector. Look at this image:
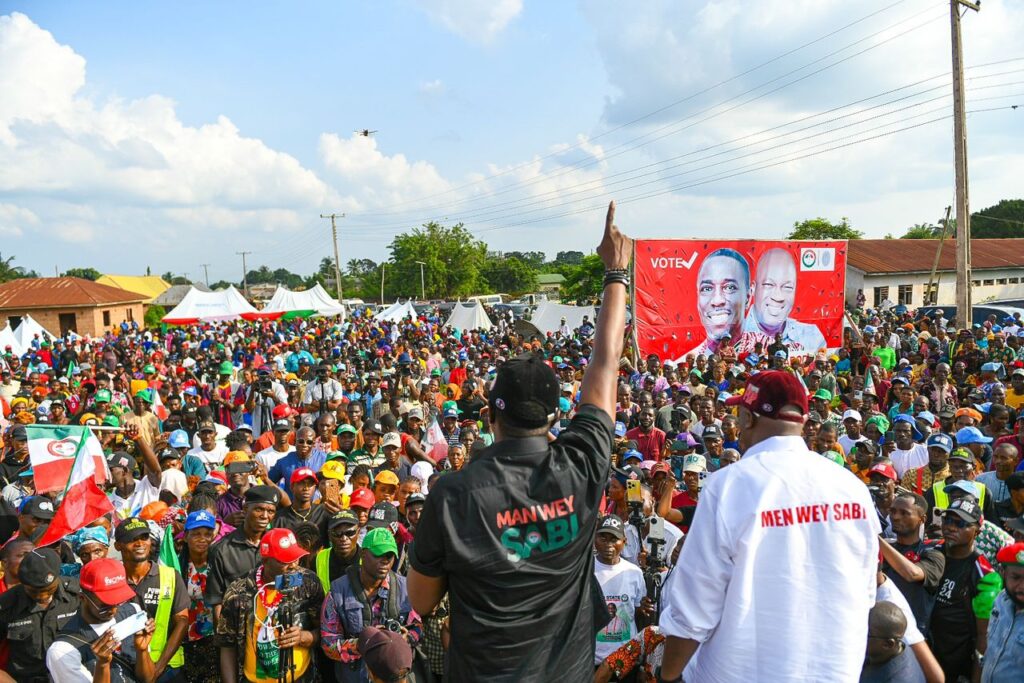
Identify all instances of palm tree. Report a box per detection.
[0,253,29,283]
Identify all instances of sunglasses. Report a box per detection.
[330,528,358,538]
[295,438,315,445]
[941,516,973,529]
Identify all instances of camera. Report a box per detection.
[400,366,412,377]
[383,619,403,633]
[256,379,272,392]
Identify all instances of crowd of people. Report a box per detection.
[1,213,1024,681]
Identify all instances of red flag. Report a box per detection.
[35,426,114,548]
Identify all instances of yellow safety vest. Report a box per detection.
[932,480,986,510]
[316,548,332,594]
[150,564,185,668]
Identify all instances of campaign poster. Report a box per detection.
[634,239,847,362]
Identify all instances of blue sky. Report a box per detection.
[1,0,1022,285]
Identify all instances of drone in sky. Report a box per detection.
[355,129,378,137]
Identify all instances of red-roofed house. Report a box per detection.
[846,239,1024,308]
[0,277,146,336]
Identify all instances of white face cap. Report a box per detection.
[842,409,862,422]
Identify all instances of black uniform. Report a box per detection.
[0,577,81,682]
[205,528,261,606]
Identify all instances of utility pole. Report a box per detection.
[320,213,345,300]
[380,263,386,305]
[926,206,953,305]
[236,251,251,298]
[951,0,979,326]
[415,261,426,300]
[200,263,211,287]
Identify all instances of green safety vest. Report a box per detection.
[150,564,185,668]
[316,548,332,594]
[933,480,986,510]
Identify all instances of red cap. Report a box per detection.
[651,461,671,475]
[80,558,138,606]
[724,371,808,423]
[349,487,375,510]
[272,404,294,419]
[996,542,1024,565]
[868,462,898,481]
[290,467,317,485]
[259,528,308,563]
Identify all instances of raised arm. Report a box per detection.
[578,201,632,420]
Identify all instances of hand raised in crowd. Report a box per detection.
[152,432,169,451]
[91,628,119,667]
[597,201,633,271]
[134,618,156,654]
[124,422,140,441]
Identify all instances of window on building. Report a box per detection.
[897,285,913,306]
[972,280,981,287]
[997,278,1008,285]
[126,308,134,322]
[873,286,889,307]
[923,283,938,305]
[983,279,994,286]
[102,310,111,327]
[1011,277,1021,284]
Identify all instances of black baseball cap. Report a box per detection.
[489,353,559,428]
[702,424,723,441]
[328,510,359,530]
[405,492,426,508]
[18,548,61,588]
[245,485,280,507]
[21,496,55,520]
[596,515,625,540]
[115,517,151,544]
[362,419,384,435]
[366,501,399,530]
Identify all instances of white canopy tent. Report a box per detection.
[262,284,346,318]
[445,302,493,331]
[0,323,22,355]
[162,286,259,324]
[374,300,417,323]
[12,314,58,349]
[530,301,597,336]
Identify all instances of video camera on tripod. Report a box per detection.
[643,515,667,619]
[274,572,304,683]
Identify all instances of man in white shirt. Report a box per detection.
[838,408,867,455]
[593,515,651,664]
[659,371,879,683]
[889,415,929,478]
[303,360,344,419]
[256,417,295,472]
[186,419,229,471]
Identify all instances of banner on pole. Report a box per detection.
[26,424,109,493]
[634,239,847,361]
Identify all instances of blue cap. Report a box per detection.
[773,350,787,358]
[185,510,217,531]
[168,429,190,449]
[183,385,198,396]
[622,449,643,462]
[943,480,980,497]
[558,397,571,413]
[614,421,627,437]
[892,414,923,441]
[916,410,936,425]
[926,433,953,453]
[442,407,459,419]
[955,426,992,445]
[457,350,468,361]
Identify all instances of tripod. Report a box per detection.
[277,593,298,683]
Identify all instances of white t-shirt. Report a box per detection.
[659,434,879,683]
[876,576,924,646]
[256,446,293,473]
[837,434,867,456]
[594,558,646,664]
[108,476,160,518]
[187,443,229,470]
[623,519,685,567]
[891,444,929,478]
[46,604,145,681]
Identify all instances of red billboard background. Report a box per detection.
[634,239,847,361]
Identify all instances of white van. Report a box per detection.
[466,294,506,306]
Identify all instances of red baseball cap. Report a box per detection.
[272,404,294,419]
[724,371,808,423]
[868,462,898,481]
[259,528,308,563]
[651,461,672,475]
[290,467,317,485]
[349,487,375,510]
[80,558,138,606]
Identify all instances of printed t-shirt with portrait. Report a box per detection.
[593,558,646,664]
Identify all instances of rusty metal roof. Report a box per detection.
[847,238,1024,274]
[0,277,147,310]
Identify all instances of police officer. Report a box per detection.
[114,517,189,682]
[0,547,80,682]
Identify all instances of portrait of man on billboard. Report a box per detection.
[743,247,827,354]
[689,248,768,357]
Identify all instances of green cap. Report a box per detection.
[337,424,357,436]
[552,356,563,363]
[94,389,112,403]
[142,364,156,374]
[823,450,846,467]
[218,361,233,375]
[813,388,833,401]
[430,368,442,377]
[441,400,460,414]
[865,415,890,434]
[362,528,398,557]
[689,369,703,379]
[949,447,974,462]
[102,415,120,428]
[135,388,154,404]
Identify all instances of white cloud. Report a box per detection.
[418,79,446,96]
[0,202,37,236]
[415,0,523,44]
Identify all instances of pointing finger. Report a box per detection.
[605,201,616,234]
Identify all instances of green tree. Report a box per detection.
[144,305,166,328]
[554,250,585,265]
[786,217,863,240]
[504,251,546,269]
[972,199,1024,238]
[899,223,944,239]
[385,222,488,299]
[209,280,234,290]
[481,255,538,296]
[560,254,605,301]
[0,253,36,283]
[62,267,102,280]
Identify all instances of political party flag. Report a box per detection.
[864,366,876,397]
[424,419,449,464]
[26,424,109,493]
[34,426,113,548]
[159,520,181,574]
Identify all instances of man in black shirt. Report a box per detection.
[0,425,30,488]
[274,467,328,545]
[881,492,945,636]
[408,202,631,682]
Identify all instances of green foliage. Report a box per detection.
[560,254,605,302]
[62,267,102,280]
[481,256,538,296]
[554,250,585,265]
[504,251,546,268]
[0,253,38,283]
[385,222,488,299]
[786,217,863,240]
[144,305,166,328]
[972,199,1024,238]
[209,280,234,290]
[900,223,944,239]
